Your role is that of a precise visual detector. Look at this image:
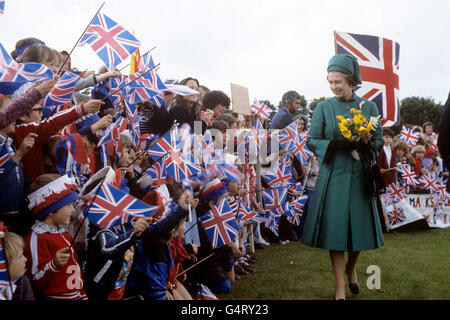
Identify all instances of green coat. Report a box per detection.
[301,94,385,252]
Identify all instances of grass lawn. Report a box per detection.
[216,226,450,300]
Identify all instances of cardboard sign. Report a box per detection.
[230,83,251,115]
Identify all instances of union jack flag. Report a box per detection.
[397,164,419,185]
[197,283,219,300]
[107,75,127,106]
[81,182,160,229]
[291,134,313,164]
[264,211,281,236]
[42,71,79,107]
[0,1,5,15]
[124,101,141,145]
[251,99,272,120]
[419,174,439,193]
[145,157,166,187]
[334,31,400,127]
[148,128,201,182]
[247,119,266,156]
[0,42,53,82]
[279,119,299,150]
[79,13,141,71]
[237,201,267,223]
[387,206,406,227]
[126,73,160,105]
[199,198,239,248]
[434,183,448,202]
[399,126,420,146]
[288,195,308,226]
[262,187,288,211]
[386,182,407,202]
[139,51,156,71]
[262,154,294,188]
[216,163,243,183]
[97,116,128,147]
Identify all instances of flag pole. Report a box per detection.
[176,252,216,279]
[57,2,106,76]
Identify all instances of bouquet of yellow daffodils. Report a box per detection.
[336,105,380,161]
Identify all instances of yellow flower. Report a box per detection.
[358,126,369,134]
[353,114,364,125]
[350,108,362,114]
[342,130,352,139]
[336,115,348,126]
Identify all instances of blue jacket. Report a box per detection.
[0,136,24,213]
[124,203,189,300]
[270,107,294,130]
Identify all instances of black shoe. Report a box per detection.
[346,264,360,294]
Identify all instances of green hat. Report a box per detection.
[327,54,362,85]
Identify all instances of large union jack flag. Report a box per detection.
[334,31,400,127]
[199,198,239,248]
[399,126,420,146]
[0,42,53,82]
[251,99,272,120]
[81,182,160,229]
[42,71,79,107]
[79,13,141,71]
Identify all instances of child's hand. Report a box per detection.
[17,132,37,155]
[189,198,199,209]
[118,167,127,179]
[83,99,104,114]
[133,217,153,237]
[91,115,113,133]
[54,247,70,268]
[37,76,60,95]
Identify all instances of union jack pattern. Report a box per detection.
[0,42,53,82]
[247,119,266,156]
[145,157,166,187]
[288,195,308,225]
[387,206,406,227]
[334,31,400,127]
[199,198,239,248]
[262,154,294,188]
[419,174,440,193]
[385,182,407,203]
[262,187,288,211]
[251,99,273,120]
[237,201,267,223]
[399,126,420,146]
[79,13,141,71]
[42,71,79,107]
[397,164,419,185]
[81,182,160,229]
[264,211,281,236]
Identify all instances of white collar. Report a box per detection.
[31,221,66,235]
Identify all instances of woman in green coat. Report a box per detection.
[302,54,385,300]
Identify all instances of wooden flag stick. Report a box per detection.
[57,2,106,75]
[176,252,216,279]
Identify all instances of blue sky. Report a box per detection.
[1,0,449,106]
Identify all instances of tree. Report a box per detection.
[399,97,443,129]
[308,97,328,118]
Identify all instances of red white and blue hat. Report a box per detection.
[27,175,79,220]
[198,178,228,202]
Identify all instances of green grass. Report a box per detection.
[216,227,450,300]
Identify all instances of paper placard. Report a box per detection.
[230,83,251,115]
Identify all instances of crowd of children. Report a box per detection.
[0,35,447,302]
